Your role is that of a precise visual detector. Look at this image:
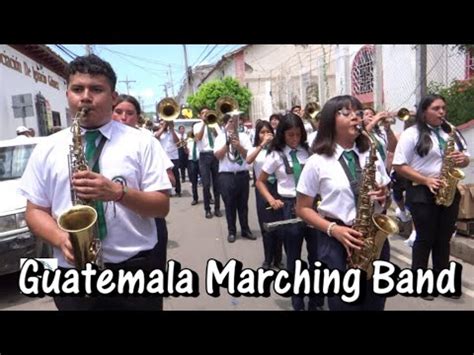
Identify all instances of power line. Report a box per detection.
[100,45,184,68]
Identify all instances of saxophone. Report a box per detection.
[349,127,399,278]
[57,107,102,269]
[435,119,465,207]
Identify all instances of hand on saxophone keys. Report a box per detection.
[72,170,123,202]
[448,151,468,167]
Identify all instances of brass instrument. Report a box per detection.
[379,108,412,126]
[306,102,320,119]
[216,97,241,163]
[57,107,102,269]
[204,110,219,128]
[349,126,399,278]
[435,119,465,207]
[157,97,180,121]
[216,96,239,117]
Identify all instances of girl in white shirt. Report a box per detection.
[256,113,320,311]
[296,95,390,310]
[393,94,469,300]
[246,120,283,269]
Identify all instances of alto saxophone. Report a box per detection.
[57,107,102,269]
[349,126,399,278]
[435,119,465,207]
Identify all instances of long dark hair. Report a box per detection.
[269,113,309,152]
[414,94,446,157]
[313,95,369,156]
[253,120,273,147]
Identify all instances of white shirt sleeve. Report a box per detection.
[140,135,172,192]
[296,156,320,198]
[18,142,52,207]
[393,129,415,166]
[261,151,280,175]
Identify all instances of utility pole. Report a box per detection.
[416,45,427,104]
[119,76,136,95]
[374,45,384,111]
[182,45,193,94]
[163,84,169,97]
[168,64,175,97]
[85,45,94,55]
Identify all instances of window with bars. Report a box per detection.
[466,48,474,79]
[352,46,375,95]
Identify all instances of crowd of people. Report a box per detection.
[17,54,470,310]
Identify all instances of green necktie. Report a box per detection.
[342,150,357,180]
[207,126,214,149]
[289,149,302,185]
[84,130,107,241]
[192,140,197,161]
[433,127,447,152]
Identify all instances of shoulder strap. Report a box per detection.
[277,151,293,175]
[338,153,360,205]
[87,135,107,170]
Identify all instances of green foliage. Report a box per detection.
[187,77,252,114]
[428,78,474,126]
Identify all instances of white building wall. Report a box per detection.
[0,45,68,140]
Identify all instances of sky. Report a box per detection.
[48,44,243,112]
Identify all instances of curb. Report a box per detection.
[390,242,474,292]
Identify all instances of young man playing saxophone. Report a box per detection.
[18,54,171,310]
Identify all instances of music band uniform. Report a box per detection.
[19,120,171,310]
[297,144,391,310]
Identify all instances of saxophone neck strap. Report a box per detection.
[338,152,361,206]
[87,135,107,171]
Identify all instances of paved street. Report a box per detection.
[1,180,473,311]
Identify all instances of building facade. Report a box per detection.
[0,45,68,140]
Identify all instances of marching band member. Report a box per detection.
[194,107,222,219]
[256,113,319,311]
[246,120,284,269]
[393,94,470,300]
[19,54,171,310]
[296,95,391,310]
[214,114,254,243]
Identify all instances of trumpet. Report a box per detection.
[378,108,413,125]
[204,110,220,128]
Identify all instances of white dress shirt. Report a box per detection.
[262,145,310,198]
[213,131,252,172]
[393,125,469,178]
[297,143,390,225]
[193,122,222,153]
[18,120,172,267]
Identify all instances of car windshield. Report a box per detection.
[0,143,36,181]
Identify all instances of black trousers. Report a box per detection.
[171,159,181,194]
[279,197,321,311]
[199,152,220,212]
[187,159,200,202]
[315,230,390,311]
[408,186,460,272]
[178,147,188,181]
[218,171,250,235]
[53,242,164,311]
[255,181,283,265]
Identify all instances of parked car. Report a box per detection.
[0,136,51,275]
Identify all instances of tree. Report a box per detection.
[187,77,252,115]
[428,79,474,126]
